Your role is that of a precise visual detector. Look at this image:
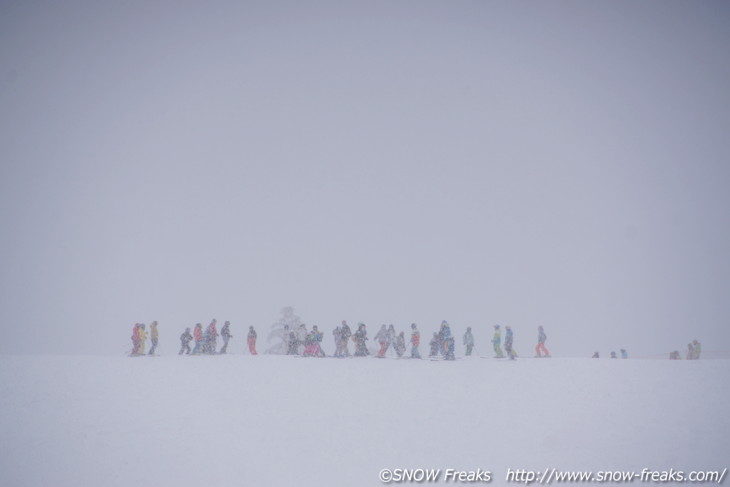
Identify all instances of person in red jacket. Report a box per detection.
[247,326,258,355]
[192,323,203,354]
[130,323,141,355]
[410,323,421,359]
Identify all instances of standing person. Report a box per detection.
[311,325,324,357]
[394,331,406,358]
[206,319,218,354]
[131,323,141,355]
[504,325,516,360]
[192,323,203,354]
[220,321,233,354]
[610,351,617,359]
[247,326,258,355]
[429,332,439,357]
[463,327,474,356]
[340,320,352,357]
[410,323,421,359]
[620,349,628,359]
[438,321,452,357]
[333,325,343,357]
[686,343,694,360]
[445,334,456,361]
[179,327,193,355]
[138,324,148,355]
[148,321,159,355]
[492,325,504,358]
[353,323,369,357]
[285,325,298,355]
[535,326,550,358]
[692,340,701,360]
[387,325,396,355]
[375,325,389,358]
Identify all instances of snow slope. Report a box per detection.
[0,354,727,487]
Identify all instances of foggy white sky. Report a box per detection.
[1,1,729,356]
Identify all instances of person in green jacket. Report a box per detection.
[492,325,504,358]
[463,327,474,356]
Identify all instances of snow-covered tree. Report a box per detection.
[265,306,303,354]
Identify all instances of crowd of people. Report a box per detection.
[669,340,702,360]
[130,319,258,356]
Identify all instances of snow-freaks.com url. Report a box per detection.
[505,467,728,484]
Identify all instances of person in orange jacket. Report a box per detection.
[192,323,203,354]
[130,323,141,355]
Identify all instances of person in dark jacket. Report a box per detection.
[220,321,233,354]
[179,327,193,355]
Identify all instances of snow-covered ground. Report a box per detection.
[0,354,727,487]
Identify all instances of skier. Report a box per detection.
[535,325,550,357]
[686,343,694,360]
[148,321,159,355]
[620,349,628,359]
[492,325,504,358]
[692,340,701,360]
[340,321,352,357]
[333,326,342,357]
[438,321,452,358]
[410,323,421,359]
[375,325,389,358]
[138,324,147,355]
[179,327,193,355]
[463,327,474,356]
[192,323,203,354]
[394,331,406,358]
[130,323,141,355]
[220,321,232,354]
[429,332,439,357]
[504,325,516,360]
[247,326,258,355]
[206,319,218,354]
[353,323,369,357]
[310,325,324,357]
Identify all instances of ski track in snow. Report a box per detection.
[0,355,728,487]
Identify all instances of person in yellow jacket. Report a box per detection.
[138,323,148,355]
[148,321,159,355]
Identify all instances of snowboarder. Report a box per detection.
[504,325,516,360]
[220,321,233,354]
[247,326,258,355]
[353,323,369,356]
[130,323,141,355]
[179,327,193,355]
[535,325,550,357]
[192,323,203,354]
[333,326,343,357]
[394,331,406,358]
[375,325,389,358]
[429,332,439,357]
[340,320,352,357]
[620,349,628,359]
[692,340,701,360]
[492,325,504,358]
[410,323,421,359]
[463,327,474,356]
[137,323,147,355]
[148,321,159,355]
[206,319,218,354]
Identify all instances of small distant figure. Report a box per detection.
[610,351,617,359]
[669,350,681,360]
[131,323,141,355]
[492,325,504,358]
[504,325,516,360]
[394,331,406,358]
[444,334,456,361]
[429,332,440,357]
[592,351,600,358]
[333,325,343,357]
[438,321,452,357]
[303,325,324,357]
[686,342,694,360]
[285,325,298,355]
[692,340,701,360]
[138,324,148,355]
[375,325,389,358]
[620,349,628,359]
[148,321,159,355]
[463,327,474,356]
[535,326,550,358]
[247,326,258,355]
[220,321,233,354]
[410,323,421,359]
[192,323,203,354]
[206,319,218,354]
[353,323,369,356]
[179,327,193,355]
[340,321,352,357]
